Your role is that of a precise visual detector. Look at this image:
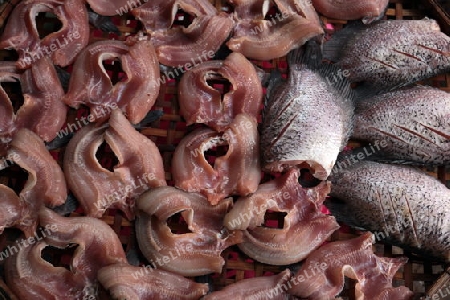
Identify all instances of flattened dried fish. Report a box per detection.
[352,85,450,165]
[5,208,127,300]
[136,186,242,276]
[204,269,294,300]
[132,0,234,66]
[179,53,263,131]
[261,42,354,180]
[288,233,414,299]
[224,169,338,265]
[98,263,209,300]
[327,159,450,262]
[0,0,90,68]
[311,0,389,23]
[227,0,324,60]
[64,110,166,219]
[324,19,450,89]
[64,39,160,124]
[172,114,260,205]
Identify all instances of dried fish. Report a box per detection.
[327,159,450,262]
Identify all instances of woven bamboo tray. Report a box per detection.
[0,0,449,299]
[422,0,450,34]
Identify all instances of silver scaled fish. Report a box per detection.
[326,159,450,262]
[353,85,450,165]
[261,41,355,180]
[324,19,450,89]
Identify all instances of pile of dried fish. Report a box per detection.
[0,0,448,299]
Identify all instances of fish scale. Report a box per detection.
[324,19,450,89]
[327,160,450,261]
[353,85,450,164]
[261,42,354,180]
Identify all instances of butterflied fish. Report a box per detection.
[326,159,450,262]
[352,85,450,165]
[224,168,339,265]
[288,233,414,300]
[261,41,354,180]
[98,263,209,300]
[0,0,90,68]
[323,19,450,89]
[136,186,243,276]
[227,0,324,61]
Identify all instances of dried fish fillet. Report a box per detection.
[0,58,67,154]
[151,15,234,67]
[132,0,234,66]
[311,0,389,23]
[136,186,243,276]
[288,233,414,299]
[327,159,450,262]
[353,85,450,165]
[64,39,160,124]
[227,0,324,60]
[64,109,166,219]
[172,114,261,205]
[98,263,209,300]
[0,0,90,68]
[5,208,127,300]
[179,53,263,131]
[224,168,339,265]
[9,128,67,208]
[87,0,144,16]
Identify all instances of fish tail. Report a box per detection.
[287,38,323,71]
[322,21,367,62]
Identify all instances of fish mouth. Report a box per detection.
[264,160,328,181]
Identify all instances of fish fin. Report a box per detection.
[354,82,421,101]
[324,198,364,229]
[212,44,232,60]
[252,63,270,85]
[46,131,74,150]
[262,70,284,125]
[126,249,141,266]
[323,21,366,62]
[88,11,121,35]
[366,157,432,166]
[52,194,79,216]
[55,66,71,91]
[287,38,323,70]
[133,110,164,129]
